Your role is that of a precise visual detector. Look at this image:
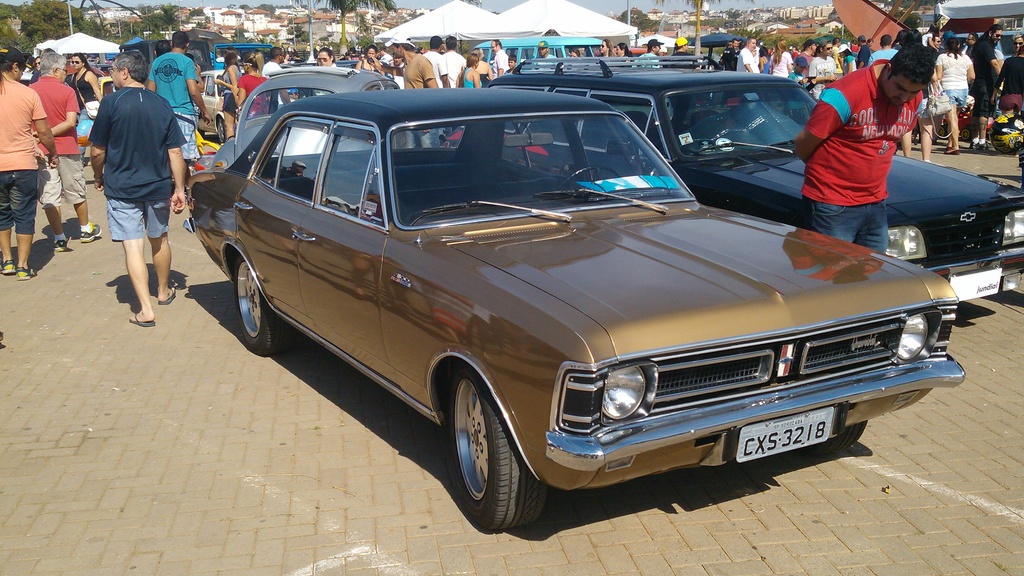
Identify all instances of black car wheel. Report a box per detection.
[216,116,227,144]
[234,258,294,356]
[802,420,867,456]
[448,368,546,530]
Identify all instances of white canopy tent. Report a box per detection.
[458,0,637,41]
[937,0,1024,19]
[374,0,500,43]
[35,33,120,55]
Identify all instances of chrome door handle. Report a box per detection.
[292,230,316,241]
[234,201,253,210]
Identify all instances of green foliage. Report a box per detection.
[256,4,277,14]
[322,0,396,51]
[905,13,921,30]
[20,0,80,43]
[616,8,657,34]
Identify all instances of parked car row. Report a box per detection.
[490,58,1024,303]
[187,87,966,529]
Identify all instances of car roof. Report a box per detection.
[267,88,615,127]
[259,66,398,91]
[229,89,617,175]
[492,60,797,92]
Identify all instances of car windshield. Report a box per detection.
[664,85,815,156]
[391,113,692,227]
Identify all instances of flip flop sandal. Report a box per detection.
[129,313,156,328]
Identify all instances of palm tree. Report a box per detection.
[322,0,395,52]
[656,0,751,54]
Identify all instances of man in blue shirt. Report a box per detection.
[146,31,212,167]
[90,51,187,328]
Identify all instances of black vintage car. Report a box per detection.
[491,59,1024,302]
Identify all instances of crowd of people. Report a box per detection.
[2,25,1023,323]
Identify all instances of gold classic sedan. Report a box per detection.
[187,89,965,530]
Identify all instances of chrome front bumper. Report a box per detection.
[545,358,965,471]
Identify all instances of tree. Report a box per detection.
[257,4,277,15]
[655,0,753,53]
[20,0,84,43]
[617,8,656,35]
[322,0,395,53]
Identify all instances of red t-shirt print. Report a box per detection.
[801,61,922,207]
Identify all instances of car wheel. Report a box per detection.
[801,420,867,456]
[448,368,547,530]
[233,258,294,356]
[216,116,227,144]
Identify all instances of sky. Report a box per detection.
[61,0,832,15]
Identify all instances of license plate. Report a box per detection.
[949,267,1002,301]
[736,407,835,463]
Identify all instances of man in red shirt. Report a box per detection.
[32,50,101,253]
[795,42,937,253]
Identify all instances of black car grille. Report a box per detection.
[644,319,904,411]
[922,211,1004,259]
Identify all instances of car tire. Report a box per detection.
[448,368,547,530]
[216,116,227,144]
[801,420,867,456]
[233,258,294,356]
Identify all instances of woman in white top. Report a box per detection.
[769,40,792,77]
[936,37,975,154]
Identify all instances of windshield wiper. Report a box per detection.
[536,188,668,214]
[412,200,571,225]
[699,138,794,154]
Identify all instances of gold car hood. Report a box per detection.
[448,208,951,352]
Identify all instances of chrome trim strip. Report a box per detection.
[545,358,965,471]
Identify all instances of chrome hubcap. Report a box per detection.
[236,263,261,338]
[454,377,488,500]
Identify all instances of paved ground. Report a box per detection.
[1,145,1023,576]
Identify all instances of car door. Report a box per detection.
[235,118,330,324]
[298,123,391,374]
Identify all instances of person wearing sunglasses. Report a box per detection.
[996,34,1024,115]
[969,24,1003,150]
[316,47,334,67]
[65,52,102,112]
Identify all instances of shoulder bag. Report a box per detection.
[926,83,952,118]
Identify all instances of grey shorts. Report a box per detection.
[38,156,88,208]
[106,197,170,241]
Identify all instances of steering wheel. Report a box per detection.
[561,165,617,187]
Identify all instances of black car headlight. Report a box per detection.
[1003,210,1024,245]
[887,226,927,260]
[602,364,657,420]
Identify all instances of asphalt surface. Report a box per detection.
[1,143,1022,575]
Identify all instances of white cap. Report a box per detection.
[837,43,850,53]
[385,36,414,48]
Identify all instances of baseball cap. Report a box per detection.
[538,40,549,49]
[794,55,809,68]
[646,38,663,49]
[675,37,688,48]
[385,36,414,48]
[857,35,867,42]
[0,46,26,64]
[837,43,850,53]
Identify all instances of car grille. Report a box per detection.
[556,313,941,433]
[922,210,1004,259]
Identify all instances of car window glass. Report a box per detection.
[276,123,329,201]
[256,129,286,185]
[204,77,216,97]
[665,86,814,155]
[321,126,377,219]
[590,94,655,136]
[392,114,690,227]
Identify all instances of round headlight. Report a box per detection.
[602,366,647,420]
[898,313,929,361]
